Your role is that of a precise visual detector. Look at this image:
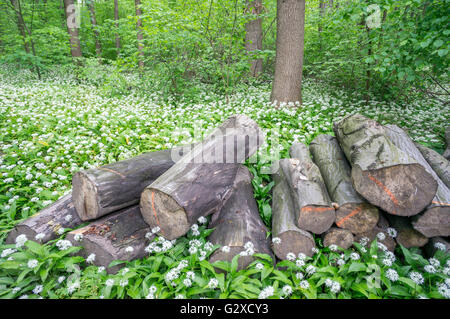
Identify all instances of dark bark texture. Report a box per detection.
[6,193,83,244]
[63,0,82,58]
[309,134,379,234]
[333,114,437,216]
[415,143,450,189]
[207,166,273,270]
[245,0,263,77]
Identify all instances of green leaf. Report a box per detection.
[348,262,366,273]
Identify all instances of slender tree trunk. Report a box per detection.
[86,0,102,61]
[271,0,306,105]
[318,0,324,51]
[63,0,82,61]
[134,0,144,69]
[114,0,120,56]
[245,0,263,77]
[10,0,30,54]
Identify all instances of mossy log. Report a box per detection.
[384,124,450,237]
[309,134,379,234]
[271,161,316,259]
[5,193,83,244]
[281,143,335,234]
[141,115,264,240]
[385,214,428,248]
[333,114,437,216]
[322,227,354,250]
[415,143,450,188]
[354,226,397,252]
[67,205,152,273]
[207,166,273,269]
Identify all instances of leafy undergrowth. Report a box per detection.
[0,66,449,299]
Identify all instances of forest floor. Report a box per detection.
[0,66,449,299]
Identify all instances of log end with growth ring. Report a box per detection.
[272,230,316,259]
[140,188,189,240]
[296,205,335,235]
[72,171,99,221]
[335,202,379,234]
[352,163,437,216]
[323,227,354,250]
[412,206,450,237]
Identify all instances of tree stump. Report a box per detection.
[333,114,437,216]
[67,205,152,273]
[322,227,354,250]
[383,124,450,237]
[309,134,379,234]
[140,115,264,240]
[207,166,273,269]
[5,193,83,244]
[271,161,316,259]
[385,214,428,248]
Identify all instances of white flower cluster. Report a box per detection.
[385,268,399,282]
[1,248,16,258]
[324,279,341,294]
[56,239,72,250]
[258,286,274,299]
[15,234,28,248]
[409,271,424,285]
[145,236,175,254]
[239,242,255,257]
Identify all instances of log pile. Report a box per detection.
[6,113,449,272]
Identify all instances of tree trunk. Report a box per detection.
[140,115,264,240]
[280,143,335,234]
[10,0,30,54]
[67,205,152,274]
[6,193,83,244]
[134,0,144,69]
[63,0,82,60]
[333,114,437,216]
[415,143,450,188]
[86,0,102,60]
[207,166,272,269]
[245,0,263,77]
[322,227,354,250]
[270,0,306,105]
[384,214,428,248]
[271,160,316,259]
[309,134,379,234]
[383,124,450,237]
[443,126,450,160]
[354,226,397,252]
[72,146,191,221]
[114,0,120,56]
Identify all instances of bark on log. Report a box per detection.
[72,146,190,221]
[333,114,437,216]
[322,227,354,250]
[383,124,450,237]
[415,143,450,188]
[207,166,273,269]
[5,193,83,244]
[354,226,397,252]
[309,134,379,234]
[281,143,335,234]
[67,205,152,273]
[385,214,428,248]
[271,161,316,259]
[140,115,264,240]
[444,126,450,161]
[423,237,450,257]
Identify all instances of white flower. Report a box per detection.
[305,265,316,276]
[437,283,450,299]
[28,259,38,269]
[299,280,310,289]
[98,266,105,273]
[424,265,436,273]
[311,247,319,254]
[33,285,43,295]
[382,258,393,267]
[282,285,293,296]
[434,242,446,251]
[286,252,296,261]
[105,279,114,287]
[86,253,96,264]
[15,234,28,248]
[428,258,440,268]
[57,227,65,235]
[58,276,66,283]
[272,237,281,244]
[296,259,305,267]
[183,279,192,287]
[186,271,195,280]
[35,233,45,241]
[119,279,128,287]
[337,259,345,266]
[221,246,230,253]
[125,246,134,253]
[258,286,274,299]
[207,278,219,289]
[56,239,72,250]
[386,228,397,238]
[146,293,155,299]
[149,285,157,293]
[330,281,341,294]
[1,248,17,258]
[350,252,360,260]
[295,272,304,280]
[197,216,207,224]
[328,244,338,252]
[255,263,264,270]
[74,234,83,242]
[64,215,73,222]
[409,271,424,285]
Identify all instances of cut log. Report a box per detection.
[5,193,83,244]
[423,237,450,257]
[333,114,437,216]
[140,115,264,240]
[72,145,191,221]
[354,227,397,252]
[322,227,354,250]
[207,166,273,269]
[279,142,335,234]
[309,134,379,234]
[383,124,450,237]
[444,126,450,161]
[385,214,428,248]
[67,205,152,273]
[415,143,450,188]
[271,161,316,259]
